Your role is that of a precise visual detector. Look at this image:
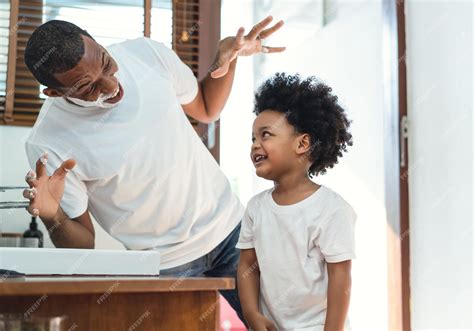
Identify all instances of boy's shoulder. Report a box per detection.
[321,186,357,220]
[246,188,273,211]
[321,185,349,204]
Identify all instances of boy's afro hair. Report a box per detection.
[254,73,353,177]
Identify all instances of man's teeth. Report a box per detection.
[107,86,120,100]
[112,87,119,97]
[255,155,267,162]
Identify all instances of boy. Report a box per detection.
[236,73,356,331]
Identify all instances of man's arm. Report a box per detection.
[181,58,237,124]
[41,208,95,249]
[182,16,285,123]
[324,260,352,331]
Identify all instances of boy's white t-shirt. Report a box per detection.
[236,185,356,331]
[25,37,244,269]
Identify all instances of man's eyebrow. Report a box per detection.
[101,51,105,68]
[74,77,90,90]
[76,83,88,90]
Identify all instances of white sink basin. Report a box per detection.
[0,247,160,276]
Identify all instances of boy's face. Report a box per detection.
[251,110,303,180]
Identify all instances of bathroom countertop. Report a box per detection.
[0,276,234,295]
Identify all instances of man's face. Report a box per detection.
[43,35,124,105]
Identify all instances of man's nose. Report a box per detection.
[99,75,117,95]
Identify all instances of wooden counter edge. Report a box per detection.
[0,277,235,296]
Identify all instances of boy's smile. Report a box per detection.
[253,154,268,166]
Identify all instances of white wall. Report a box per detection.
[405,1,472,329]
[221,1,389,330]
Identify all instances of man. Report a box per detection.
[22,18,284,322]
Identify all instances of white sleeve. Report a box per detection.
[315,206,357,263]
[25,142,89,219]
[145,38,198,105]
[235,205,255,249]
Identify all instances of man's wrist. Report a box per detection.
[42,207,67,226]
[53,207,68,223]
[215,38,238,65]
[43,207,69,234]
[211,54,237,79]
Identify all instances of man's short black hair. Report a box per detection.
[254,73,353,178]
[24,20,94,88]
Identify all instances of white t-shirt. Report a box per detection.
[25,37,244,269]
[236,185,356,331]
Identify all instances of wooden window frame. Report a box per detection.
[382,0,411,330]
[173,0,221,162]
[4,0,19,124]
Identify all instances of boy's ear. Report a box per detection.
[296,133,312,156]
